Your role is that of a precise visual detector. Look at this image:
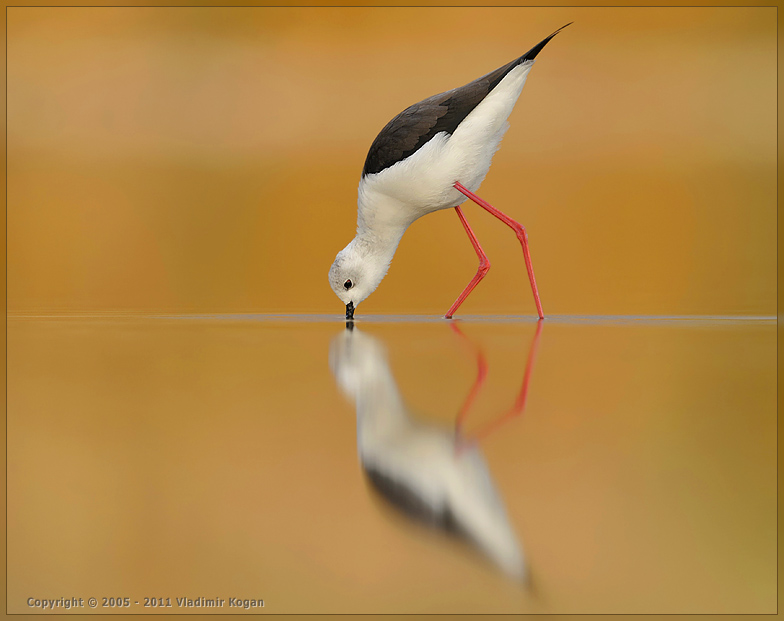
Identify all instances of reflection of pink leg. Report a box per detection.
[457,319,544,450]
[472,319,544,444]
[453,181,544,319]
[450,322,488,433]
[445,206,491,319]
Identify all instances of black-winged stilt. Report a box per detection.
[329,24,570,320]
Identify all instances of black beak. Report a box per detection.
[345,301,355,321]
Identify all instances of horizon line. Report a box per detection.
[6,312,778,325]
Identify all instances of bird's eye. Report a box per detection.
[344,279,353,290]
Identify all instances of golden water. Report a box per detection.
[7,315,776,614]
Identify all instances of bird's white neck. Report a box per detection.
[349,187,413,284]
[350,227,402,266]
[356,183,415,248]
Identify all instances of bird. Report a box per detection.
[328,24,569,321]
[329,326,528,580]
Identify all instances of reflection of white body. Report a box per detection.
[330,328,526,580]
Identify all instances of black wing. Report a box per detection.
[361,24,570,177]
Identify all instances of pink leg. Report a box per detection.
[453,181,544,319]
[445,205,491,319]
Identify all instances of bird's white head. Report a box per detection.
[328,238,393,318]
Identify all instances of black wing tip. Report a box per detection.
[519,22,572,63]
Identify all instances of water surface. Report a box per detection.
[7,315,776,613]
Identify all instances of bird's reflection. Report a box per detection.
[329,321,543,581]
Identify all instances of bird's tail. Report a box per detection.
[519,22,572,63]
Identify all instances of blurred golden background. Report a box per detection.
[7,7,776,315]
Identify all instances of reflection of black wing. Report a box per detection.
[365,466,459,533]
[361,24,570,177]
